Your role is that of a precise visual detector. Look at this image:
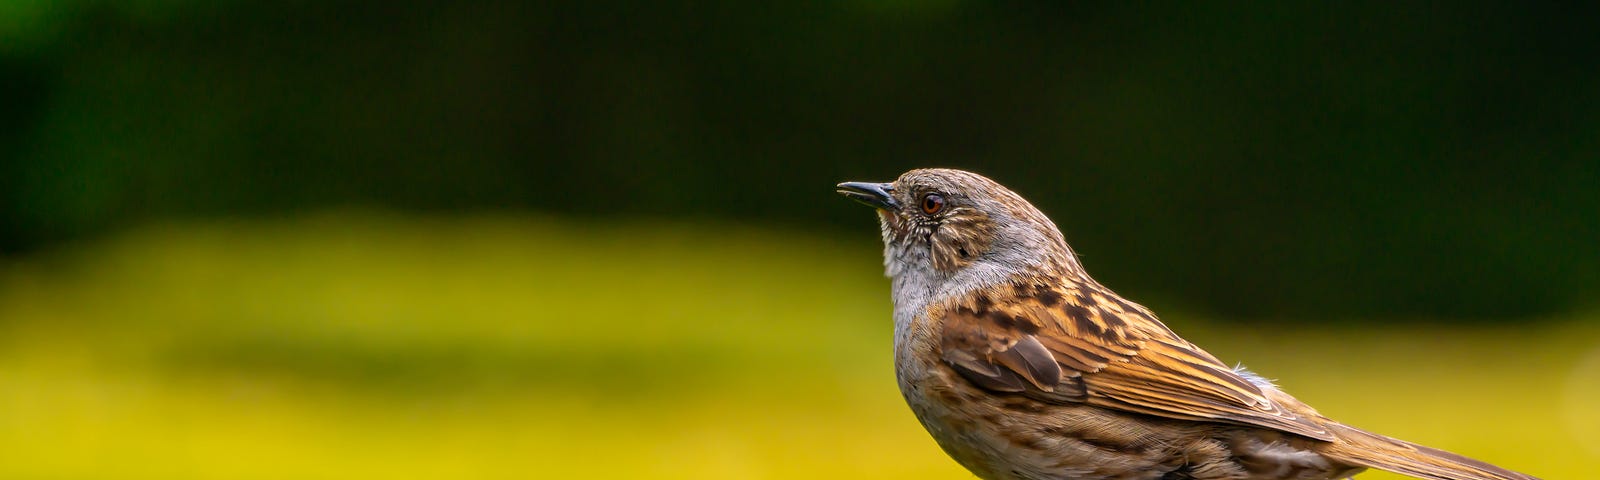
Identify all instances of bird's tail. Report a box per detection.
[1319,422,1538,480]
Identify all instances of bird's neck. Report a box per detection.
[887,253,1062,341]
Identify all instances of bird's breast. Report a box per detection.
[890,309,1276,480]
[893,323,1012,479]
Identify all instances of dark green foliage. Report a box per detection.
[2,1,1596,319]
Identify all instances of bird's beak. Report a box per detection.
[835,181,899,210]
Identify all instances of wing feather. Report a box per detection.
[939,278,1336,441]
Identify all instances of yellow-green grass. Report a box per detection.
[0,212,1594,479]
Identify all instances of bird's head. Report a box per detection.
[837,168,1080,286]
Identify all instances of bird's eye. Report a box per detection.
[921,193,945,215]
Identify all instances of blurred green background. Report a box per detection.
[0,2,1596,479]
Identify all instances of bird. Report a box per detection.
[835,168,1537,480]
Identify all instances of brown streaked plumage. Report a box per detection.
[836,168,1538,480]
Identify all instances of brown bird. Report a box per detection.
[836,168,1537,480]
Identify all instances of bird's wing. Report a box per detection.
[939,278,1336,441]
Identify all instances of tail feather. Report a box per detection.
[1321,423,1538,480]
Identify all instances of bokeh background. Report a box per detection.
[1,2,1597,479]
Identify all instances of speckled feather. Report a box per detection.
[841,168,1539,480]
[935,275,1335,442]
